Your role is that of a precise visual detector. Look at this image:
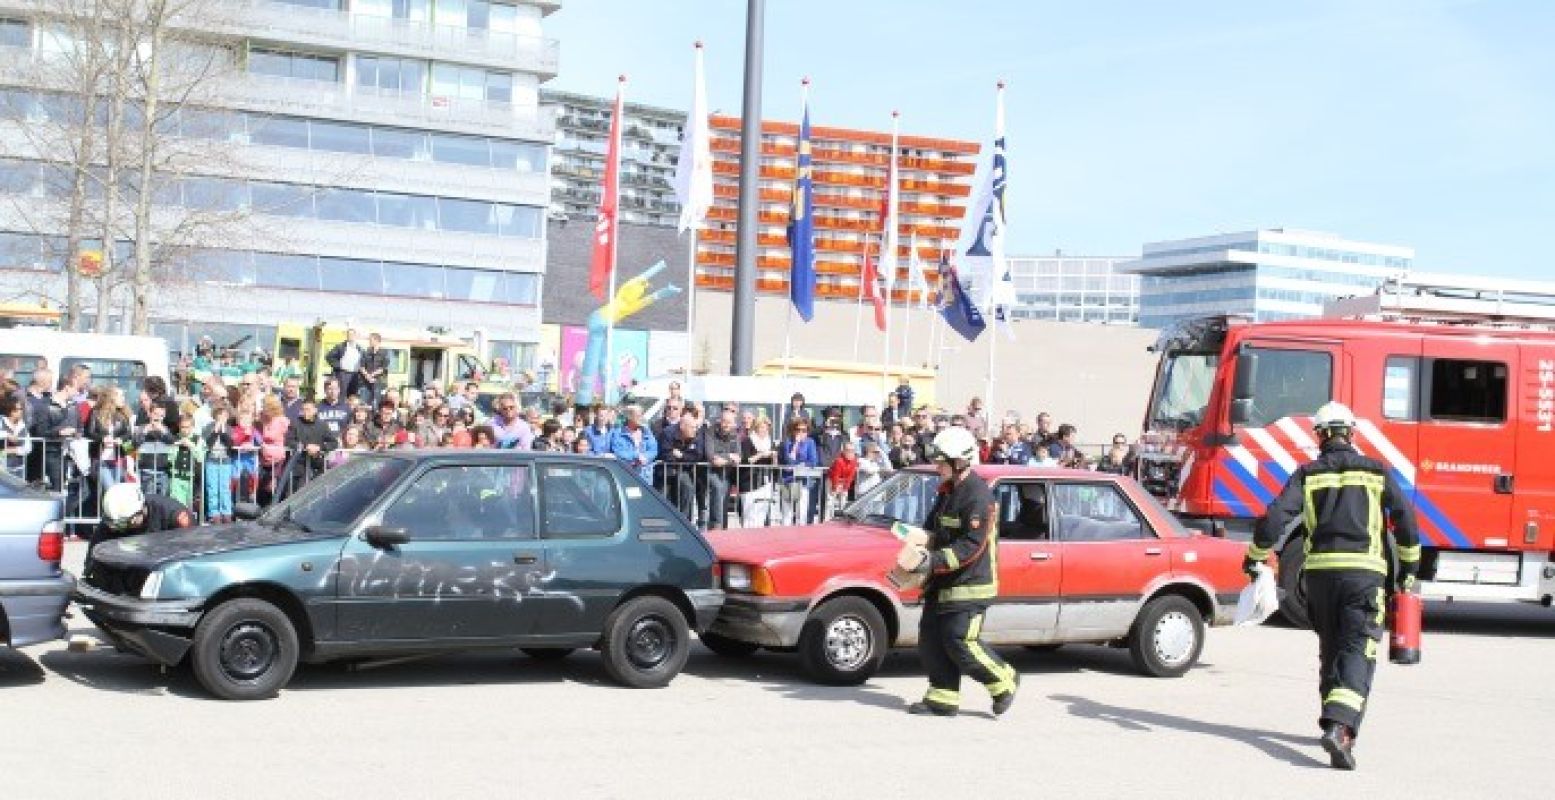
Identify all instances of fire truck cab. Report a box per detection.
[1137,276,1555,621]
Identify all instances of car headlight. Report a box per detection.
[724,563,752,592]
[139,570,163,601]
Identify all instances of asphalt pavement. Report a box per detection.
[3,546,1552,799]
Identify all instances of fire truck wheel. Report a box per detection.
[1276,538,1312,629]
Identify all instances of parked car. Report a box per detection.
[704,466,1247,685]
[75,451,724,700]
[0,471,72,648]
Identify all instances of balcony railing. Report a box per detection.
[222,1,560,76]
[221,73,553,140]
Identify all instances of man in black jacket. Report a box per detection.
[285,398,338,493]
[702,409,741,529]
[324,329,364,401]
[358,332,388,407]
[662,414,706,525]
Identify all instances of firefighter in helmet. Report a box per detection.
[1245,402,1420,770]
[94,483,195,554]
[903,426,1020,717]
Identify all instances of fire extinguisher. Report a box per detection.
[1389,589,1422,665]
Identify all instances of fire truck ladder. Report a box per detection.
[1325,272,1555,328]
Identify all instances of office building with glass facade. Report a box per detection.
[544,89,686,228]
[1122,229,1414,330]
[1006,255,1137,325]
[0,0,558,366]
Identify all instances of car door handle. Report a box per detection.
[1029,552,1052,561]
[1144,548,1163,556]
[513,555,538,565]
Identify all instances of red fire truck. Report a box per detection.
[1135,276,1555,625]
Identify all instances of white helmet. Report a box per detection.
[1312,402,1357,434]
[930,427,979,464]
[102,483,147,531]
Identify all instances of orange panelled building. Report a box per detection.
[697,115,980,302]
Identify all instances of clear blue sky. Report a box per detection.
[545,0,1554,280]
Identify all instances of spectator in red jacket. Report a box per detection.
[828,439,859,495]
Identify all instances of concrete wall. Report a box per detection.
[690,291,1162,443]
[543,219,691,329]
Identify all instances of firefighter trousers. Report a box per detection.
[1305,570,1386,734]
[918,603,1018,711]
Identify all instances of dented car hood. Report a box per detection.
[91,522,341,569]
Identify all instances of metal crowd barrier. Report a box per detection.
[647,461,891,530]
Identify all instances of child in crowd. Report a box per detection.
[230,406,262,505]
[204,404,235,523]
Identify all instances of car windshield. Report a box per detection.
[839,470,942,528]
[260,455,412,534]
[1148,352,1219,431]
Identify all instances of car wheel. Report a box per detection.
[1276,538,1312,629]
[600,596,691,689]
[798,597,888,686]
[190,598,299,701]
[700,631,761,658]
[1127,595,1204,678]
[521,647,575,661]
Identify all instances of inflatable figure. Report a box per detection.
[577,260,680,405]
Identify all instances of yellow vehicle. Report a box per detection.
[274,323,507,400]
[755,358,937,409]
[0,301,63,329]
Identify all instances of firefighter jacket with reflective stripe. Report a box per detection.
[924,471,999,606]
[1249,440,1421,574]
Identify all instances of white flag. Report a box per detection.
[907,233,931,308]
[879,118,900,295]
[673,45,714,233]
[958,86,1013,335]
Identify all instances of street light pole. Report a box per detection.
[730,0,764,375]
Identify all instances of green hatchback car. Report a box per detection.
[75,451,724,700]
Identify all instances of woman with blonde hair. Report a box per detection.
[257,395,290,504]
[86,386,133,516]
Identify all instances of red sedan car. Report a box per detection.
[704,466,1248,685]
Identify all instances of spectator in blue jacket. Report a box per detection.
[778,417,820,524]
[582,405,616,456]
[610,406,659,483]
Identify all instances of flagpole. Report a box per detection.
[881,110,900,394]
[604,75,626,406]
[684,230,697,378]
[982,80,1005,422]
[852,236,867,361]
[901,232,917,373]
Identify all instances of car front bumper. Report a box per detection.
[0,572,76,647]
[72,581,202,666]
[706,595,810,648]
[686,589,727,633]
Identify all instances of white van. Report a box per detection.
[630,375,888,431]
[0,330,170,397]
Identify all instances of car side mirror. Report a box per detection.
[1232,350,1258,402]
[365,526,410,549]
[233,502,261,521]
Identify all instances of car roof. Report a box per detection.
[369,449,608,464]
[900,464,1128,483]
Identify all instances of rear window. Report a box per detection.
[0,353,44,388]
[61,357,149,398]
[0,469,27,497]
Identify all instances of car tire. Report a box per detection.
[1276,538,1312,629]
[600,596,691,688]
[700,631,761,658]
[520,647,575,661]
[798,597,888,686]
[189,598,299,701]
[1127,595,1204,678]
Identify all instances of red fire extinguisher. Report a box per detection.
[1389,589,1422,665]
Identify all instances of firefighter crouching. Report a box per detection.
[902,427,1020,717]
[1244,402,1420,770]
[91,483,195,559]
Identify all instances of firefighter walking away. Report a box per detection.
[1245,402,1420,770]
[901,427,1020,717]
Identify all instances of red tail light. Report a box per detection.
[38,521,64,563]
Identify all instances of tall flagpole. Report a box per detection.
[685,230,697,377]
[851,236,867,361]
[677,42,713,380]
[605,75,626,405]
[880,110,899,393]
[901,232,917,373]
[982,80,1005,421]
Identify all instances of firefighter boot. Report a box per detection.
[992,672,1021,717]
[906,702,957,717]
[1320,722,1356,771]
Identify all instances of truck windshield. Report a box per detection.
[1148,352,1219,431]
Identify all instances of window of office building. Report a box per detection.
[308,119,371,154]
[355,0,428,21]
[247,48,340,83]
[0,18,30,48]
[371,127,432,160]
[273,0,343,9]
[431,63,512,103]
[356,55,426,95]
[318,256,383,294]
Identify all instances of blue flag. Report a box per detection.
[787,101,816,322]
[938,263,986,342]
